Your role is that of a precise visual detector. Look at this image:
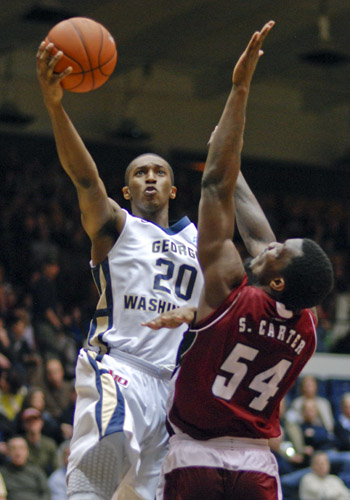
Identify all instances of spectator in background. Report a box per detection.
[58,380,76,442]
[286,375,334,432]
[285,398,350,485]
[335,393,350,451]
[0,368,26,422]
[6,313,42,386]
[0,265,15,320]
[299,451,350,500]
[0,319,11,371]
[13,308,36,352]
[31,257,77,375]
[0,436,51,500]
[0,414,15,464]
[31,257,62,351]
[0,473,6,500]
[299,400,337,455]
[270,398,307,475]
[48,440,70,500]
[17,386,61,443]
[41,358,72,422]
[22,407,58,476]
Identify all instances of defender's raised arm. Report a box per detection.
[197,21,275,313]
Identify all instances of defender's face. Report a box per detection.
[123,154,176,212]
[250,239,303,282]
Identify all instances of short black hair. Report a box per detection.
[278,238,334,310]
[124,153,175,185]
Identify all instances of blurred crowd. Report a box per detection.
[0,138,349,498]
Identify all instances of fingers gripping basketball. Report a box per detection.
[45,17,117,93]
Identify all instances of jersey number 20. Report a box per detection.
[154,258,197,300]
[212,343,292,411]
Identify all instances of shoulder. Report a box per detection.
[41,435,57,448]
[300,471,318,484]
[316,396,332,406]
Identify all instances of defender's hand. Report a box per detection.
[232,20,275,89]
[142,306,197,330]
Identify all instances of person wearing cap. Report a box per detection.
[22,407,58,476]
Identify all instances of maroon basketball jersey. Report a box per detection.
[168,275,317,440]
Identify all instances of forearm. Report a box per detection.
[203,85,248,197]
[46,102,100,189]
[234,172,276,257]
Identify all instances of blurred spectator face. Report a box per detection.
[8,437,29,467]
[29,389,45,412]
[0,371,9,393]
[46,359,64,388]
[302,399,319,423]
[311,453,330,478]
[11,318,26,339]
[301,376,318,398]
[43,262,60,280]
[23,415,43,435]
[0,369,23,395]
[341,394,350,419]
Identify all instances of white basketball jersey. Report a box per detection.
[87,210,203,369]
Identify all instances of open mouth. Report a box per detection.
[145,187,157,194]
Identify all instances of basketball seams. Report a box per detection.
[46,35,85,90]
[98,27,117,77]
[46,35,85,72]
[46,17,117,92]
[69,19,95,89]
[97,25,104,78]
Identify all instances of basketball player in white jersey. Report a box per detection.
[36,44,204,500]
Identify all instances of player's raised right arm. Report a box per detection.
[198,21,274,311]
[36,42,125,245]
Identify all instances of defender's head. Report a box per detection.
[250,238,334,310]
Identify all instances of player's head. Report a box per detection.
[250,238,334,310]
[122,153,176,215]
[124,153,175,186]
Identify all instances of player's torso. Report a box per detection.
[88,211,204,368]
[169,281,317,439]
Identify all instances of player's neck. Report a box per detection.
[132,208,169,228]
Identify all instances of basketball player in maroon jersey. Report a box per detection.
[146,21,334,500]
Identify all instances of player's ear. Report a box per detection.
[169,186,177,200]
[270,277,285,292]
[122,186,131,200]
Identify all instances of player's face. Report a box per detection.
[123,154,176,214]
[250,238,303,282]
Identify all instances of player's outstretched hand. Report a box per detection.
[232,20,275,89]
[36,41,72,107]
[142,306,197,330]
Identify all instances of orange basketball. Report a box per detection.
[45,17,117,93]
